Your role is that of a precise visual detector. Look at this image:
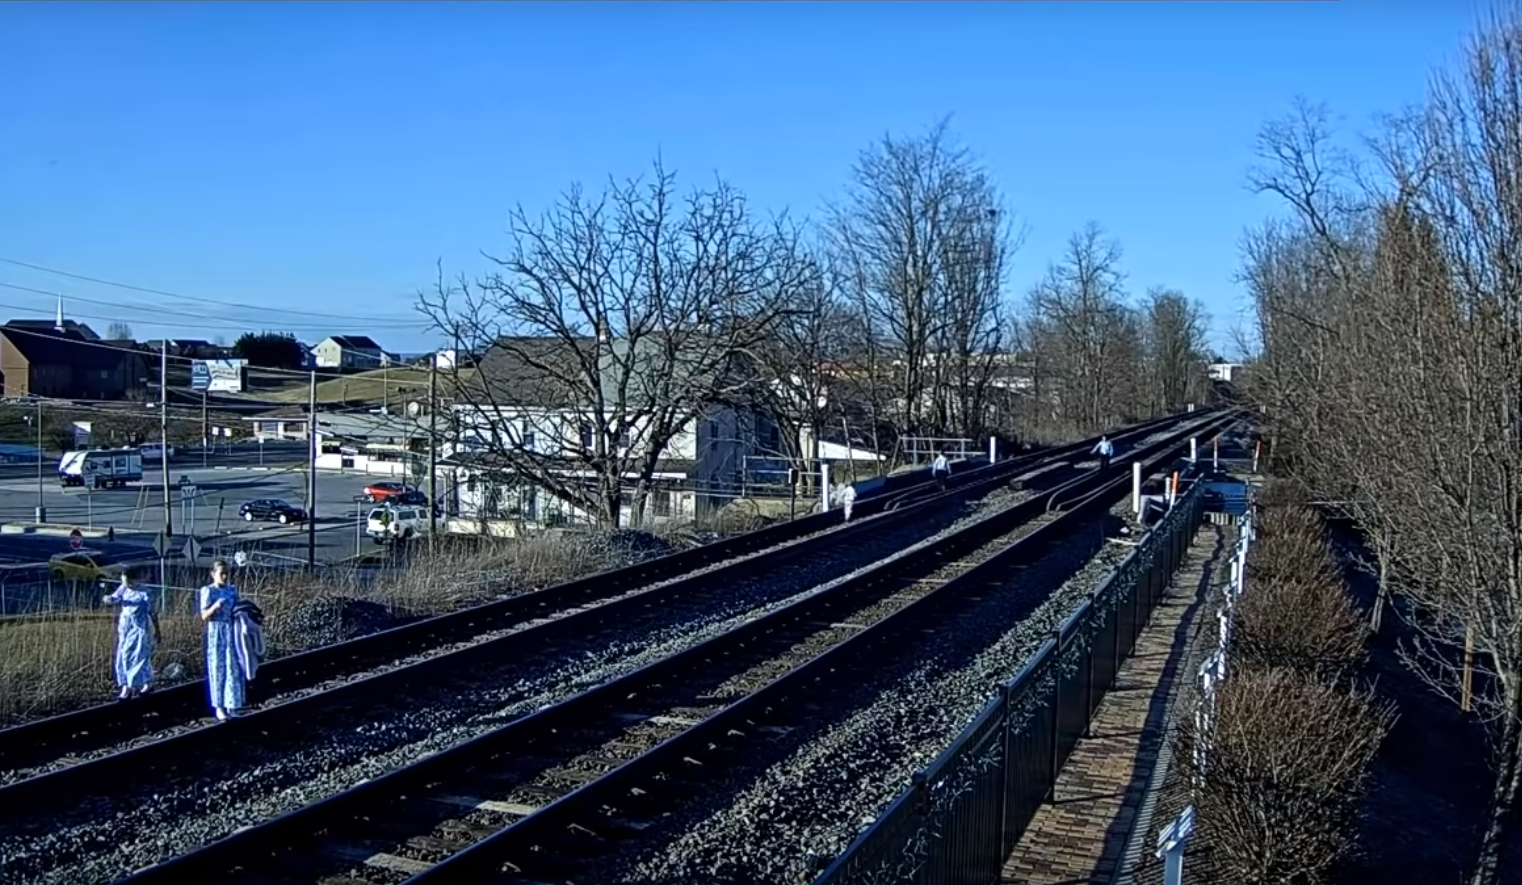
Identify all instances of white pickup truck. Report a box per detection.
[365,504,432,544]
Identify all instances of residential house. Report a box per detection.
[0,326,148,400]
[313,335,391,370]
[442,336,767,530]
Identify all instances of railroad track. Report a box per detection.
[110,412,1234,885]
[0,417,1203,884]
[0,424,1118,781]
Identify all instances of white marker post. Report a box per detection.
[988,436,996,464]
[1189,437,1198,464]
[820,462,831,515]
[1132,462,1143,515]
[1156,805,1196,885]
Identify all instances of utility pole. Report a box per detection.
[160,341,171,538]
[201,389,209,468]
[307,370,317,568]
[34,397,44,523]
[160,341,171,591]
[428,361,439,538]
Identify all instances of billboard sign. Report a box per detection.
[191,359,247,393]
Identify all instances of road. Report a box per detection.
[0,455,400,574]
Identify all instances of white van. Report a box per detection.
[365,505,431,544]
[140,443,175,462]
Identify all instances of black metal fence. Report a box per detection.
[812,480,1207,885]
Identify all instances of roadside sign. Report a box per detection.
[69,528,83,550]
[152,531,170,558]
[181,483,198,501]
[182,536,202,562]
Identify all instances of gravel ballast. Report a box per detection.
[0,475,1049,885]
[604,503,1152,885]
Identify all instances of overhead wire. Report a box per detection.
[0,282,419,334]
[0,256,423,326]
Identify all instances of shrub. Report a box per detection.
[1234,570,1369,681]
[1179,667,1394,885]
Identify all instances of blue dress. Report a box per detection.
[199,583,245,711]
[105,585,155,689]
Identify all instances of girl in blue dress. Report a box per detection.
[102,565,160,700]
[198,558,245,720]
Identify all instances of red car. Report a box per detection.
[363,482,415,503]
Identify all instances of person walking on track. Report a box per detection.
[931,452,951,492]
[102,565,160,700]
[1093,436,1114,471]
[198,558,246,721]
[836,482,857,522]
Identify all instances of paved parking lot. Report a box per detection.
[0,466,410,568]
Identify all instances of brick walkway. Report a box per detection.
[1000,523,1231,885]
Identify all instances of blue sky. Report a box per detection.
[0,1,1487,356]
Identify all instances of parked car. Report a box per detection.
[239,498,307,524]
[365,505,432,544]
[49,550,126,583]
[363,481,415,503]
[390,490,442,515]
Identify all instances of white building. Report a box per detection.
[313,335,390,370]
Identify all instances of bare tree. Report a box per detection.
[105,321,133,341]
[828,118,1015,445]
[1243,18,1522,881]
[419,162,810,529]
[1026,223,1137,434]
[747,251,855,484]
[1141,287,1210,414]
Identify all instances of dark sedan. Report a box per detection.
[391,490,443,516]
[239,498,307,525]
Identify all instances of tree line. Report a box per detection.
[1241,11,1522,884]
[417,118,1217,529]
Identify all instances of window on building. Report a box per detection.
[617,428,632,449]
[580,422,594,451]
[651,490,672,518]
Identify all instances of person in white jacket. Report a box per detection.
[836,482,857,522]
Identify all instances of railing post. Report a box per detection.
[1083,598,1097,736]
[1157,806,1196,885]
[996,682,1012,846]
[1049,628,1063,803]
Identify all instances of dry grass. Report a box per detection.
[256,367,477,406]
[0,532,630,727]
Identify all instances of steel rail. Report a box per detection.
[110,412,1233,885]
[0,414,1178,772]
[0,413,1198,822]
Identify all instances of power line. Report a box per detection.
[0,256,422,326]
[0,282,418,333]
